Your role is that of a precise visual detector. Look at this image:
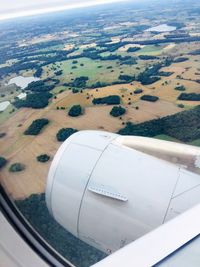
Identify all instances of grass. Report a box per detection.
[0,59,18,68]
[0,83,19,101]
[188,139,200,147]
[136,45,166,56]
[179,104,197,110]
[0,104,17,124]
[154,134,181,142]
[51,85,69,95]
[42,57,143,86]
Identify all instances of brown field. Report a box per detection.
[80,43,96,49]
[145,56,200,103]
[63,44,75,51]
[0,81,184,199]
[0,49,200,200]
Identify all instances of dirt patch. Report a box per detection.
[163,43,176,51]
[63,44,75,51]
[80,43,96,49]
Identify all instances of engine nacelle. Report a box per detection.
[46,130,200,253]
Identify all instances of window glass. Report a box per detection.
[0,0,200,266]
[155,235,200,267]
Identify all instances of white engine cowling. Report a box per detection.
[46,130,200,253]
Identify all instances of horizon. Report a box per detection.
[0,0,130,21]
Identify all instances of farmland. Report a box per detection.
[0,0,200,200]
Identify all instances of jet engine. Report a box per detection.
[46,130,200,253]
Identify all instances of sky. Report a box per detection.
[0,0,129,21]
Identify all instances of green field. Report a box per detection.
[136,45,167,56]
[188,139,200,147]
[0,104,16,124]
[42,57,143,86]
[51,85,68,94]
[154,134,181,142]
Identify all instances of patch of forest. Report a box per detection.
[118,106,200,142]
[15,194,106,267]
[136,63,162,85]
[178,93,200,101]
[93,95,121,105]
[24,118,49,135]
[13,92,52,109]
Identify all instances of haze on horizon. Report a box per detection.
[0,0,133,21]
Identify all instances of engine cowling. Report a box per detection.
[46,130,200,253]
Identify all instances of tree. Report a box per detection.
[34,67,43,77]
[110,106,126,117]
[137,63,162,85]
[13,92,52,109]
[127,47,141,52]
[139,55,158,60]
[55,70,63,76]
[68,105,83,117]
[0,132,6,138]
[9,163,25,172]
[72,88,79,94]
[175,85,186,91]
[93,95,121,105]
[0,156,7,169]
[118,75,135,83]
[56,128,78,142]
[24,119,49,135]
[134,89,143,94]
[178,93,200,101]
[173,57,189,63]
[140,95,159,102]
[15,193,105,267]
[118,105,200,143]
[67,76,89,88]
[26,80,55,92]
[158,71,173,77]
[37,154,50,163]
[177,104,184,108]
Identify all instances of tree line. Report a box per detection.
[118,106,200,142]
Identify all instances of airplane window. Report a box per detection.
[155,235,200,267]
[0,0,200,266]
